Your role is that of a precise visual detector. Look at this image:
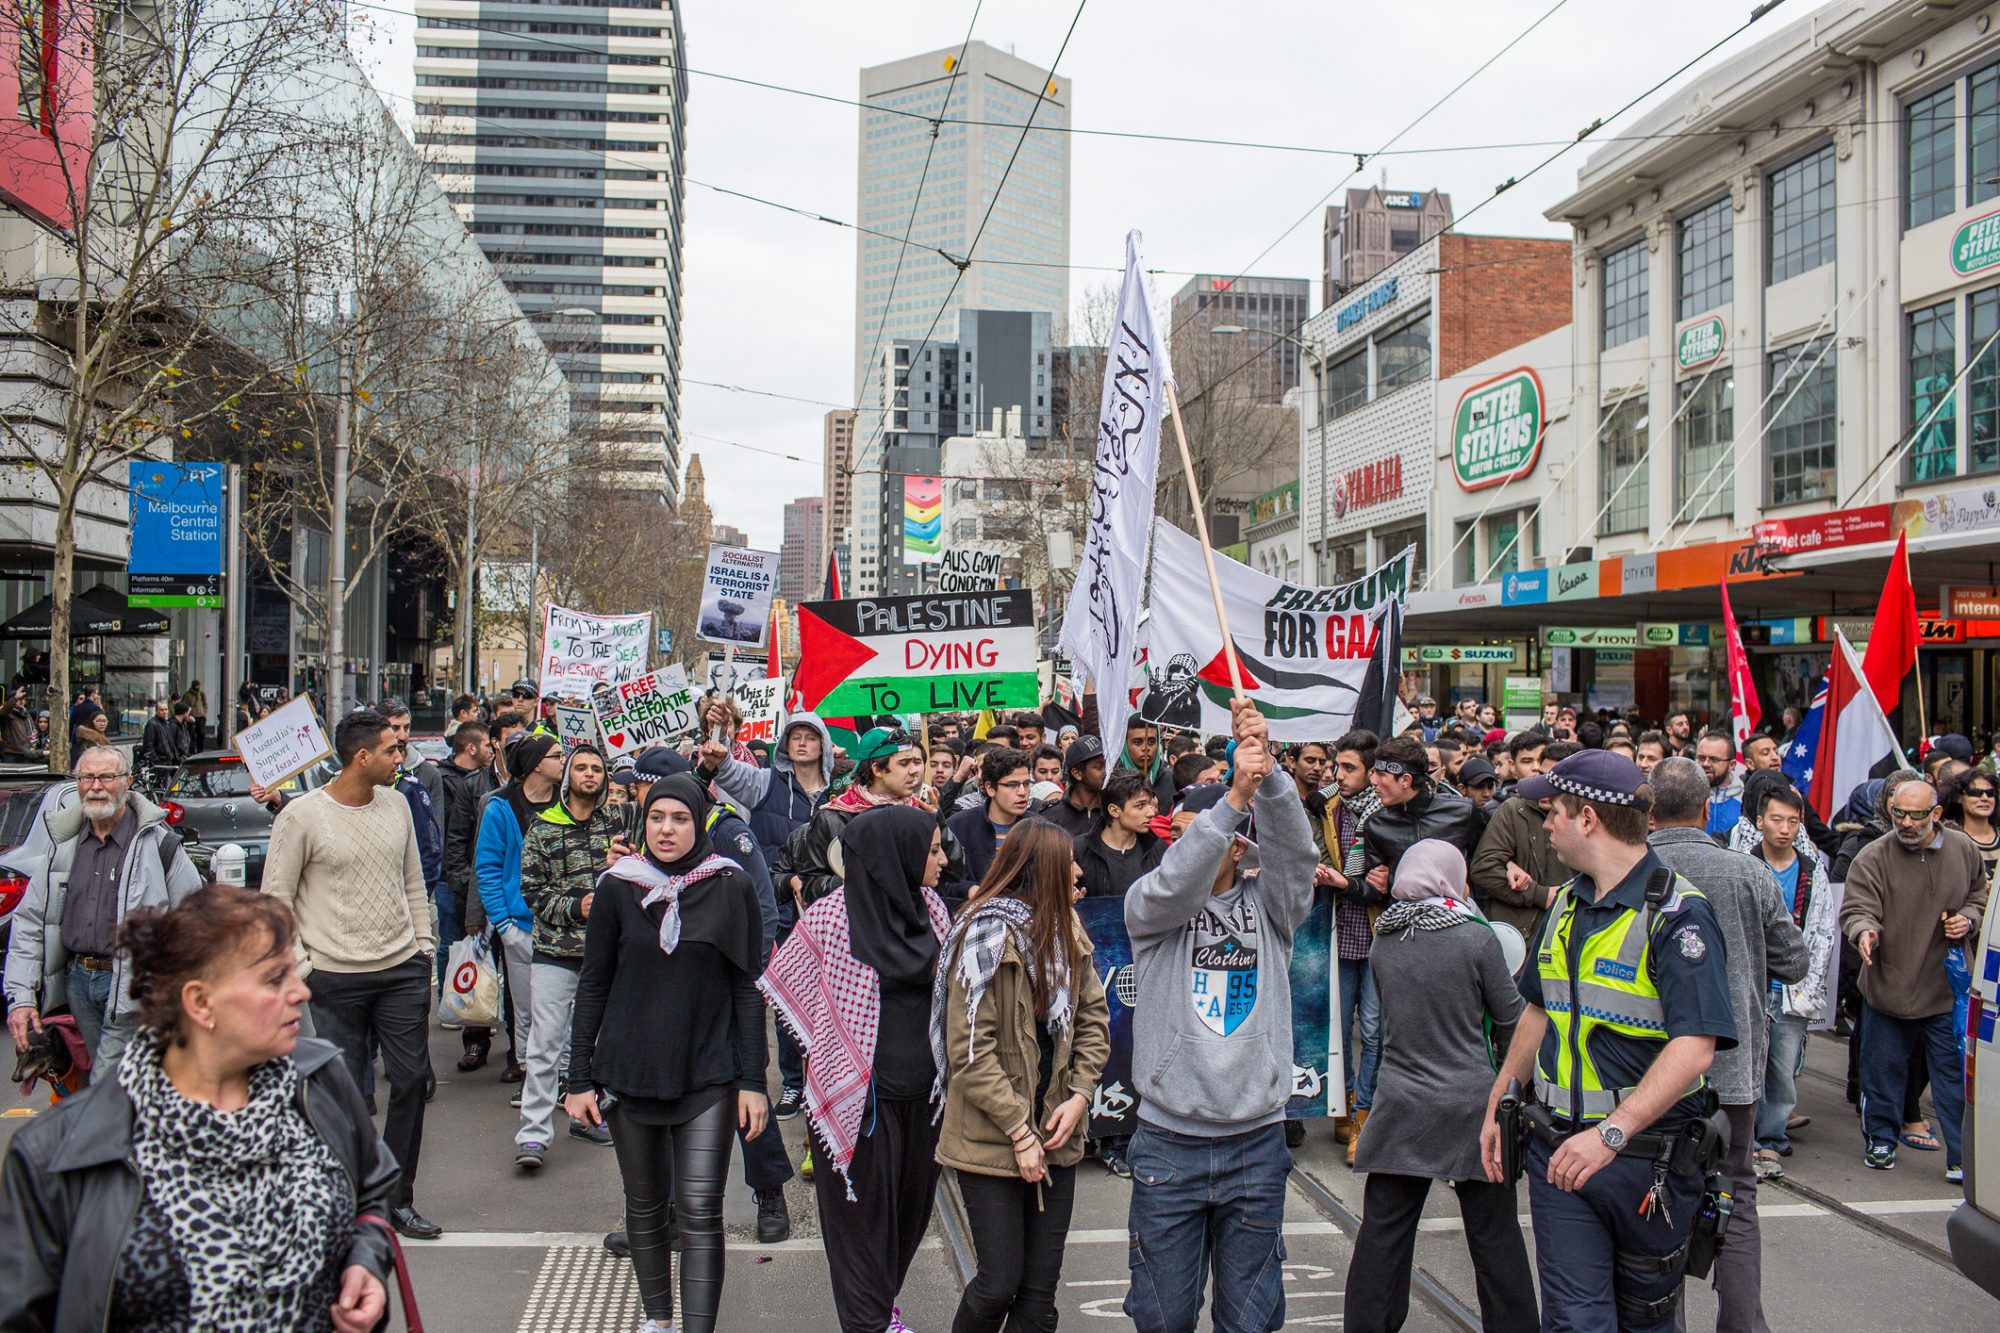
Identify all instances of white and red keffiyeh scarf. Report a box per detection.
[758,884,950,1198]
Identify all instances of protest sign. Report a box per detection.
[1138,520,1409,742]
[553,702,598,753]
[794,588,1039,717]
[235,695,332,790]
[934,548,1002,593]
[589,664,699,762]
[702,653,770,695]
[732,675,789,743]
[698,545,782,649]
[1074,895,1338,1137]
[541,606,652,696]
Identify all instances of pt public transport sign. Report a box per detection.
[1451,368,1544,491]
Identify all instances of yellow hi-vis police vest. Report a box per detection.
[1532,871,1709,1123]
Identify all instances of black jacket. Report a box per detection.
[1358,789,1486,886]
[1073,823,1166,898]
[0,1038,398,1333]
[138,716,183,768]
[773,798,970,913]
[439,759,496,903]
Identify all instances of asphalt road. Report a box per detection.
[2,1016,1991,1330]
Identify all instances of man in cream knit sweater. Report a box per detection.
[264,707,440,1239]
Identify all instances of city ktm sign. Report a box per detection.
[1452,368,1544,490]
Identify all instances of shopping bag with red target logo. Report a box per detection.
[440,935,500,1028]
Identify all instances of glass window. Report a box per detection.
[1906,85,1957,231]
[1768,146,1835,283]
[1677,196,1733,319]
[1600,397,1650,535]
[1331,537,1367,583]
[1675,371,1735,522]
[1601,241,1648,349]
[1483,512,1535,579]
[1908,300,1958,482]
[1766,337,1837,506]
[1454,519,1477,585]
[1973,64,2000,209]
[1376,314,1431,391]
[1376,521,1425,587]
[1970,287,2000,474]
[1324,350,1368,422]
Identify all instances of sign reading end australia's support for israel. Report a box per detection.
[1059,230,1174,761]
[127,461,224,608]
[1451,368,1544,490]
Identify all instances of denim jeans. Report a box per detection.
[1859,1000,1963,1165]
[1337,958,1382,1110]
[1124,1122,1291,1333]
[63,960,118,1081]
[1755,999,1810,1151]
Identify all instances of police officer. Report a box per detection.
[1479,750,1737,1332]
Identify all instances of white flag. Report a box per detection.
[1059,231,1175,759]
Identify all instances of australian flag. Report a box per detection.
[1780,671,1828,792]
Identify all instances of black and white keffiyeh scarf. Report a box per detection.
[1373,895,1483,937]
[118,1032,349,1333]
[928,895,1073,1111]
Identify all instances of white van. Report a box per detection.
[1948,900,2000,1300]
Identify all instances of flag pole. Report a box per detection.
[1164,381,1246,700]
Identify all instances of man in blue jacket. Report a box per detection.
[476,733,563,1091]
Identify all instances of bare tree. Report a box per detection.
[1154,329,1299,547]
[0,0,348,769]
[535,479,709,679]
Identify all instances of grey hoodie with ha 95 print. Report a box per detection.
[1123,767,1318,1137]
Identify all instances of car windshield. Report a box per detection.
[170,761,307,798]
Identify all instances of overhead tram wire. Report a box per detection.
[852,2,984,420]
[846,0,1090,475]
[1180,1,1788,429]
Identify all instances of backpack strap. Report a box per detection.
[156,828,182,880]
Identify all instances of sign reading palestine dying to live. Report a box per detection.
[793,588,1040,717]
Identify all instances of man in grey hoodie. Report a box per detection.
[1122,699,1317,1333]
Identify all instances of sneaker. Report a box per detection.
[569,1121,614,1147]
[439,1018,463,1031]
[1946,1163,1964,1185]
[515,1142,546,1171]
[1284,1120,1306,1148]
[1099,1143,1133,1179]
[1786,1112,1810,1131]
[887,1309,915,1333]
[1753,1148,1784,1181]
[639,1321,676,1333]
[755,1189,792,1243]
[1864,1142,1898,1171]
[502,1064,526,1083]
[604,1231,631,1259]
[799,1148,814,1181]
[775,1086,805,1121]
[509,1090,523,1109]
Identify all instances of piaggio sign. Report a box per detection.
[1452,368,1544,491]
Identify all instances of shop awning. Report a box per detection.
[0,585,172,639]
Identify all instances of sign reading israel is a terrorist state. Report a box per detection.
[590,664,699,762]
[793,588,1039,716]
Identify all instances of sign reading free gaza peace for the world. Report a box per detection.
[1451,368,1544,490]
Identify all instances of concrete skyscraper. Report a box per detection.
[412,0,689,500]
[849,41,1071,593]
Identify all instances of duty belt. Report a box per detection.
[1521,1102,1672,1159]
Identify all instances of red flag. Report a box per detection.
[1858,531,1918,715]
[1721,581,1760,753]
[823,550,844,601]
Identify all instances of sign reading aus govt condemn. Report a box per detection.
[794,588,1038,716]
[1452,369,1543,490]
[127,462,224,608]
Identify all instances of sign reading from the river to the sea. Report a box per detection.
[793,588,1039,716]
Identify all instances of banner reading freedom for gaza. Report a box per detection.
[541,605,652,697]
[1074,895,1340,1137]
[792,588,1039,717]
[1138,520,1410,742]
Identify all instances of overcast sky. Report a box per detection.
[353,0,1786,550]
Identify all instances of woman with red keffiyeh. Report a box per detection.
[760,804,952,1333]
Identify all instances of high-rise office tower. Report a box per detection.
[412,0,689,500]
[1322,186,1451,305]
[777,496,825,602]
[822,408,855,568]
[849,41,1071,594]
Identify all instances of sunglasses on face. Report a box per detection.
[1967,788,1998,799]
[1890,805,1938,823]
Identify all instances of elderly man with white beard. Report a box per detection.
[4,745,203,1077]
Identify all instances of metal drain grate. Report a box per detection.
[517,1245,661,1332]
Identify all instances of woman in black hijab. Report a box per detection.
[760,804,951,1333]
[564,775,767,1333]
